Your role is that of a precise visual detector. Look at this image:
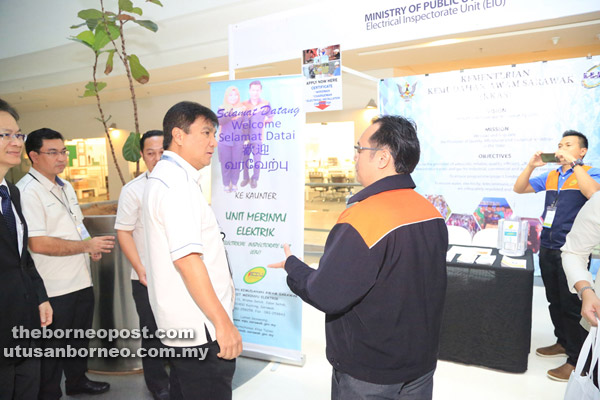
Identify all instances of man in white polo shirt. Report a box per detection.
[143,101,241,400]
[17,128,115,399]
[115,130,172,400]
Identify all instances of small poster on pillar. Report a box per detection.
[302,44,342,112]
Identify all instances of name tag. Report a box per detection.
[543,207,557,228]
[77,223,92,240]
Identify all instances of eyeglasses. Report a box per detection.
[38,150,70,157]
[0,132,26,142]
[354,145,383,154]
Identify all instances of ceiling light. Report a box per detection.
[365,99,377,109]
[424,38,464,47]
[201,71,229,78]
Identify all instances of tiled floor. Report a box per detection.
[304,194,348,247]
[67,285,569,400]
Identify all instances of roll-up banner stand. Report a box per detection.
[210,75,306,365]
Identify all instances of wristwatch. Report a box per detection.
[571,158,584,168]
[577,286,595,301]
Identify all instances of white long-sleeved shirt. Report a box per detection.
[561,191,600,295]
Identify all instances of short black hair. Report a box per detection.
[25,128,64,165]
[563,130,588,149]
[370,115,420,174]
[162,102,218,150]
[249,80,262,89]
[0,98,19,121]
[140,130,163,151]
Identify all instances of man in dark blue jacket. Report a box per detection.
[0,98,52,400]
[270,115,448,399]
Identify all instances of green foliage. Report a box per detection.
[93,28,111,51]
[71,31,95,49]
[81,81,107,97]
[133,19,158,32]
[118,0,134,12]
[106,25,121,40]
[78,8,104,20]
[104,50,116,75]
[70,22,87,29]
[77,9,103,30]
[128,55,149,84]
[95,115,112,124]
[70,0,158,77]
[70,0,162,174]
[122,132,142,162]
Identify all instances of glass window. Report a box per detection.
[62,138,109,203]
[304,122,360,262]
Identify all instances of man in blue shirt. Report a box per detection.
[514,130,600,381]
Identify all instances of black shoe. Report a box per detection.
[65,380,110,395]
[151,388,170,400]
[240,179,249,187]
[250,178,258,189]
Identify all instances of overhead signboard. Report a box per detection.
[230,0,600,69]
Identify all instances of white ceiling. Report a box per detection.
[0,0,243,58]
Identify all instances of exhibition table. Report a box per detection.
[439,246,534,373]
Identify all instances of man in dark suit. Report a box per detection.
[0,99,52,399]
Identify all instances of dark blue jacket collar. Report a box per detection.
[348,174,416,205]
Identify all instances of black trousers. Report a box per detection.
[0,358,40,400]
[39,287,94,400]
[539,247,588,365]
[131,280,170,393]
[169,341,236,400]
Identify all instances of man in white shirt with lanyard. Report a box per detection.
[115,130,172,400]
[562,191,600,328]
[143,101,241,400]
[17,128,115,399]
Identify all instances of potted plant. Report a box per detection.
[70,0,162,186]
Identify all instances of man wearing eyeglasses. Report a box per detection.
[0,100,53,400]
[16,128,115,399]
[270,116,448,399]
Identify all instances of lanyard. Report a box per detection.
[550,168,572,207]
[550,185,561,208]
[28,172,76,218]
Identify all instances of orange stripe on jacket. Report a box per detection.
[337,189,443,248]
[546,165,592,191]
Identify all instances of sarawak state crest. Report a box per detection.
[398,82,417,102]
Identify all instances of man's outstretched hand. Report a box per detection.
[267,243,293,269]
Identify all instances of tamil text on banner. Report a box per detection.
[209,76,305,364]
[379,57,600,266]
